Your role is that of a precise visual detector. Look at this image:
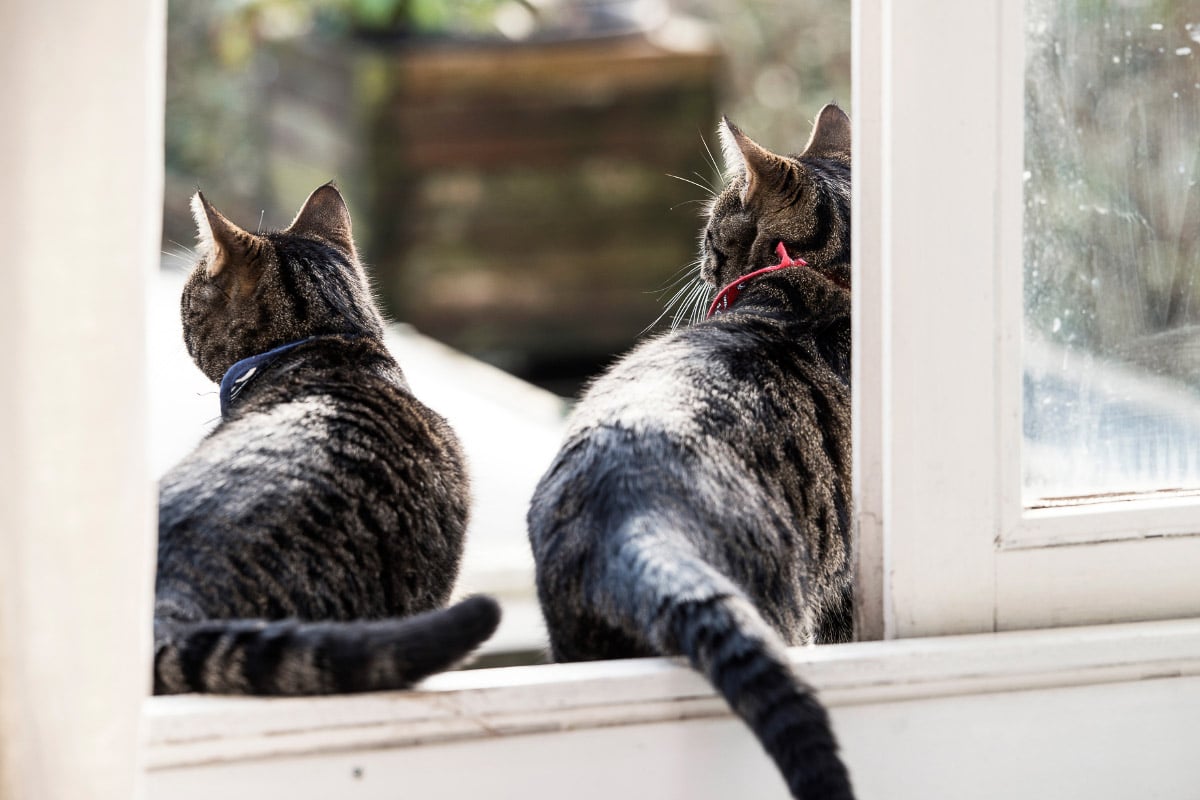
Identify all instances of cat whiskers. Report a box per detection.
[677,281,711,326]
[163,240,198,270]
[666,173,717,199]
[680,277,712,327]
[698,132,732,184]
[649,146,725,333]
[670,197,713,212]
[642,261,712,334]
[642,267,697,334]
[654,259,704,289]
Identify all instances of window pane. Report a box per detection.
[1024,0,1200,502]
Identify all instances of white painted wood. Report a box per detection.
[0,1,164,799]
[857,0,1200,636]
[850,0,888,642]
[153,677,1200,800]
[853,0,1004,638]
[1005,492,1200,549]
[995,0,1028,549]
[144,619,1200,798]
[144,619,1200,766]
[148,718,792,800]
[996,537,1200,630]
[839,676,1200,800]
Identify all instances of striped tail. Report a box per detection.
[153,595,501,695]
[613,533,854,799]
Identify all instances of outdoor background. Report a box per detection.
[156,0,852,662]
[160,0,1200,511]
[163,0,851,395]
[154,0,1200,661]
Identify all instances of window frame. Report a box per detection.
[853,0,1200,641]
[9,0,1200,797]
[0,0,163,796]
[998,0,1200,551]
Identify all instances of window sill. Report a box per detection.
[145,617,1200,798]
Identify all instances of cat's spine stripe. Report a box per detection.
[274,246,310,323]
[269,239,384,339]
[793,161,850,269]
[154,595,500,695]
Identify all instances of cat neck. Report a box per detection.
[706,242,807,319]
[218,334,353,418]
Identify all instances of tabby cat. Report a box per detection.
[155,183,499,695]
[527,106,854,798]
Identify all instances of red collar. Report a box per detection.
[706,242,807,319]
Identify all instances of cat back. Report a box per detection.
[156,183,499,695]
[528,106,855,799]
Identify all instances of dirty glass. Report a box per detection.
[1024,0,1200,502]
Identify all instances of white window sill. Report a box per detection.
[144,617,1200,799]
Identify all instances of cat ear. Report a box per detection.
[191,191,255,279]
[801,104,851,161]
[285,182,355,255]
[719,117,790,207]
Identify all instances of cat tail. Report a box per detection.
[153,595,501,696]
[611,529,854,800]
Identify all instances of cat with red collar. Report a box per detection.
[528,106,855,800]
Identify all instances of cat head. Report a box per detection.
[181,183,386,382]
[701,104,851,290]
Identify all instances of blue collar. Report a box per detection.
[218,338,315,418]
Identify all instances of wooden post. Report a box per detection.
[0,1,163,798]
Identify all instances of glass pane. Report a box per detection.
[1024,0,1200,502]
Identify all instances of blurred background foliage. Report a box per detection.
[164,0,850,393]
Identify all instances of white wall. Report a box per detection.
[0,1,164,798]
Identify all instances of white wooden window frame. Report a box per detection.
[0,1,163,797]
[7,1,1200,798]
[853,0,1200,641]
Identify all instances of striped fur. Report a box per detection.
[156,183,499,695]
[527,106,854,798]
